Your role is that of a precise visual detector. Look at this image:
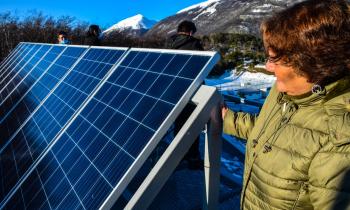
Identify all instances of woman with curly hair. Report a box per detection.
[222,0,350,209]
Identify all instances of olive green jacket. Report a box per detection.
[223,77,350,210]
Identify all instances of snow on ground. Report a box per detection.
[205,69,276,91]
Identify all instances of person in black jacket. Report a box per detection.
[166,20,203,50]
[166,20,204,170]
[84,24,101,46]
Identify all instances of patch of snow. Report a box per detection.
[193,0,220,20]
[254,64,266,69]
[177,0,221,14]
[221,156,244,184]
[251,4,282,13]
[251,8,268,13]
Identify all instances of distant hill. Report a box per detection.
[103,14,157,37]
[145,0,304,38]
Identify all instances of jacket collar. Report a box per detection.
[277,76,350,108]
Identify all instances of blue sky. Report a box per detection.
[0,0,204,29]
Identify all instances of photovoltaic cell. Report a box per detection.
[2,48,219,209]
[0,45,127,209]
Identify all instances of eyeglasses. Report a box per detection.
[266,55,281,63]
[265,55,290,66]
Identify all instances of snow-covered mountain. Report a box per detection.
[145,0,304,37]
[103,14,157,37]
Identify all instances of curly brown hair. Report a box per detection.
[261,0,350,86]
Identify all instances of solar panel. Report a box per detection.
[0,47,219,209]
[0,45,128,208]
[0,43,218,209]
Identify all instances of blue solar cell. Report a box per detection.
[162,54,191,76]
[130,95,157,121]
[128,52,148,68]
[134,72,158,93]
[178,55,211,79]
[119,91,143,114]
[119,51,138,67]
[0,45,127,208]
[2,47,219,210]
[3,44,39,77]
[124,124,154,157]
[124,70,145,89]
[138,52,160,70]
[161,78,193,104]
[142,100,173,130]
[147,74,174,98]
[109,87,130,106]
[149,54,174,73]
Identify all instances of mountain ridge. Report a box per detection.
[145,0,303,38]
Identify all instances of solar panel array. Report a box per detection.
[0,43,219,209]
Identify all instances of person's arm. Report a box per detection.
[222,107,257,140]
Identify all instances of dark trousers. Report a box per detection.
[174,103,200,160]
